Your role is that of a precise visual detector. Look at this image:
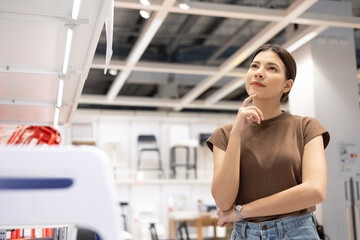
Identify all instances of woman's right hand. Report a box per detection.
[232,94,264,134]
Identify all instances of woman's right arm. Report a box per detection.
[211,94,263,211]
[211,133,241,211]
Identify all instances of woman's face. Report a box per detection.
[246,50,291,102]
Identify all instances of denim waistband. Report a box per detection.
[234,214,312,238]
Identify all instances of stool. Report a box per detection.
[170,139,198,179]
[137,135,164,177]
[176,222,190,240]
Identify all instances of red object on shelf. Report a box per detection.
[10,229,20,239]
[7,126,61,145]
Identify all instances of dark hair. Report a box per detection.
[250,44,297,102]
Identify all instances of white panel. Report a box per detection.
[0,19,65,69]
[0,0,111,125]
[0,72,58,101]
[98,120,131,180]
[289,43,316,117]
[0,0,72,14]
[0,105,54,124]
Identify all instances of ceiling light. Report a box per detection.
[139,0,151,6]
[56,79,64,108]
[62,27,74,74]
[53,107,60,128]
[139,9,150,19]
[179,0,190,10]
[108,69,118,76]
[72,0,82,20]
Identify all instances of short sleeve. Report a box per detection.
[303,117,330,149]
[206,124,232,152]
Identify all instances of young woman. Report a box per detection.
[206,44,330,240]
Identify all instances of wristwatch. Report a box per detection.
[235,205,245,222]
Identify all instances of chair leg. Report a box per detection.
[137,150,142,170]
[171,147,176,179]
[177,222,190,240]
[149,223,159,240]
[185,147,190,179]
[157,150,164,178]
[194,147,197,179]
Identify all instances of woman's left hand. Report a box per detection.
[217,205,240,227]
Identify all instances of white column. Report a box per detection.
[288,1,360,240]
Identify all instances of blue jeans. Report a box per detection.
[231,214,319,240]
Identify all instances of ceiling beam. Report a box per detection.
[174,0,318,111]
[114,0,284,21]
[80,94,241,110]
[79,94,290,111]
[114,0,360,29]
[206,20,251,64]
[295,12,360,29]
[0,99,56,107]
[166,15,201,58]
[0,9,88,25]
[91,58,248,77]
[204,78,245,105]
[106,0,176,101]
[282,24,328,53]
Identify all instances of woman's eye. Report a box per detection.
[269,67,277,71]
[250,64,258,69]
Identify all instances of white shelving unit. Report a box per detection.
[0,0,112,126]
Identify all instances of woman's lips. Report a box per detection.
[251,81,265,87]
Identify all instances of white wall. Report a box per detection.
[289,2,360,239]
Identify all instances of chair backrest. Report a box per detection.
[0,145,122,240]
[199,133,212,146]
[138,135,157,143]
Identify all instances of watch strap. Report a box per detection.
[235,205,244,222]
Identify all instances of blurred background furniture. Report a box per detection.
[199,133,212,147]
[168,212,218,240]
[137,135,164,177]
[170,139,198,179]
[0,145,122,240]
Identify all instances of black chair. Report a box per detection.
[137,135,164,176]
[76,228,97,240]
[176,222,190,240]
[199,133,212,146]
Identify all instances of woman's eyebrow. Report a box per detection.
[267,62,280,68]
[252,61,280,68]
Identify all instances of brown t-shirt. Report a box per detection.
[206,111,330,223]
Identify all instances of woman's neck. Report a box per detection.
[252,99,282,120]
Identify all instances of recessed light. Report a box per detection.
[139,9,150,19]
[140,0,151,6]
